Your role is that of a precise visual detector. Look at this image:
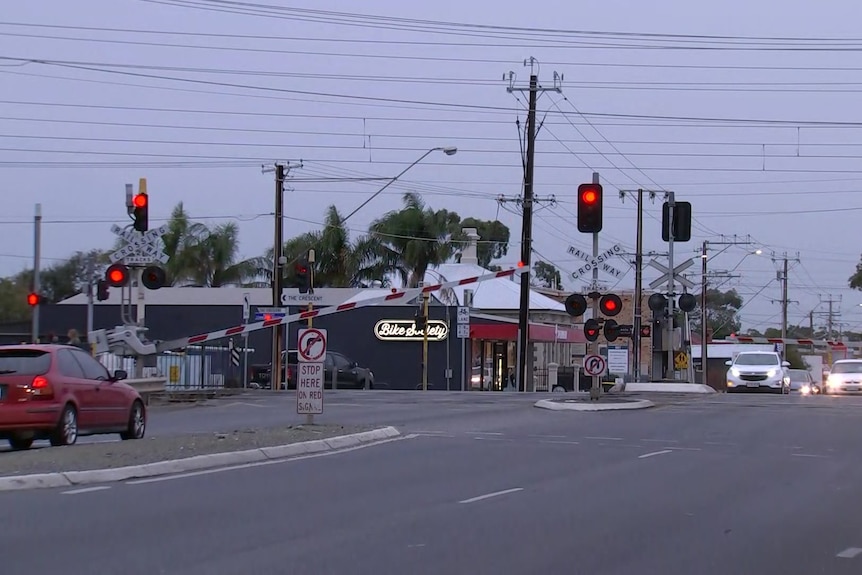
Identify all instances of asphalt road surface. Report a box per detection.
[4,392,862,574]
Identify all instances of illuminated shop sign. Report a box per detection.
[373,320,449,342]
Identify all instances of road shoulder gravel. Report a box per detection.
[0,424,399,490]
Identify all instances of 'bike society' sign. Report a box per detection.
[374,319,450,342]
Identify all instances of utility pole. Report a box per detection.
[771,252,800,360]
[699,236,754,384]
[262,161,302,391]
[31,203,42,343]
[619,189,659,383]
[505,58,561,393]
[86,254,95,348]
[820,294,842,340]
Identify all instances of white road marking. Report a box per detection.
[836,547,862,559]
[125,434,418,486]
[539,440,580,445]
[641,438,680,443]
[473,437,510,442]
[466,431,504,436]
[638,450,674,459]
[459,487,524,504]
[668,447,702,451]
[62,486,111,495]
[585,436,624,441]
[530,434,566,439]
[413,430,449,434]
[791,453,826,458]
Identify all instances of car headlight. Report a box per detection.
[730,367,741,377]
[801,385,810,394]
[827,375,839,387]
[766,369,777,378]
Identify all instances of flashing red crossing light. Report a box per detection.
[599,293,622,317]
[296,258,311,294]
[264,314,273,321]
[132,192,149,232]
[105,263,130,287]
[584,318,600,342]
[640,325,651,338]
[27,292,40,307]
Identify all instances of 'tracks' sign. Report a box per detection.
[373,319,449,342]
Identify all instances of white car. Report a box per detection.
[725,351,790,394]
[824,359,862,394]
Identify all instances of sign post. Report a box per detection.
[583,354,608,379]
[297,327,327,424]
[456,306,470,392]
[242,292,250,389]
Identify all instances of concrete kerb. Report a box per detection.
[534,399,655,412]
[0,426,401,492]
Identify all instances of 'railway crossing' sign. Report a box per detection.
[109,224,169,266]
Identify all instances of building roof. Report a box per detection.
[425,263,566,311]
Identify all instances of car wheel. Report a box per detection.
[120,400,146,440]
[8,435,34,450]
[49,404,78,447]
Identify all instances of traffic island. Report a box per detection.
[534,397,655,412]
[0,424,400,491]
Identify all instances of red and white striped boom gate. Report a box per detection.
[155,267,529,353]
[729,335,862,349]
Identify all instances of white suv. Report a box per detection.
[726,351,790,394]
[825,359,862,394]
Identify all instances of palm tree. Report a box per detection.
[263,205,390,288]
[369,192,460,288]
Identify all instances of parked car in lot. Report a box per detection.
[725,351,790,393]
[824,359,862,394]
[0,344,146,450]
[251,350,374,390]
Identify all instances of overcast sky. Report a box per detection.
[2,0,862,334]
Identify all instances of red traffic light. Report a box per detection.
[640,325,651,338]
[583,318,601,342]
[296,264,308,274]
[581,189,598,204]
[599,294,622,317]
[517,261,525,268]
[133,193,148,208]
[26,292,40,306]
[105,263,130,287]
[264,314,272,321]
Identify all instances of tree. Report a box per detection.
[13,250,110,304]
[369,192,460,288]
[690,288,743,340]
[264,205,389,288]
[848,257,862,291]
[452,218,510,268]
[533,261,562,290]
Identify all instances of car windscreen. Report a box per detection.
[0,349,51,375]
[734,354,780,366]
[787,370,810,381]
[830,362,862,374]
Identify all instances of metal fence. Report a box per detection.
[95,344,247,391]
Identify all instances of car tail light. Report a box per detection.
[28,375,54,399]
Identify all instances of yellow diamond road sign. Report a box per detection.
[674,351,689,370]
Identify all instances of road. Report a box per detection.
[4,392,862,574]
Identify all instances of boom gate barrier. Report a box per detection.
[153,267,528,353]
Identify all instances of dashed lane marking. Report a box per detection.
[638,450,674,459]
[62,486,111,495]
[584,436,624,441]
[836,547,862,559]
[459,487,524,504]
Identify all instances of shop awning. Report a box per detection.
[470,322,586,343]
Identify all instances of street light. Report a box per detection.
[341,146,458,223]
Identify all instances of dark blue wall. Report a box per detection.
[29,302,466,391]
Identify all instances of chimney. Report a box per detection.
[460,227,480,265]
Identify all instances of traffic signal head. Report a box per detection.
[662,201,692,243]
[577,183,603,234]
[584,318,600,342]
[295,259,311,294]
[132,192,148,232]
[678,293,697,313]
[604,319,620,342]
[414,311,427,331]
[105,263,130,287]
[564,293,588,317]
[26,292,40,307]
[96,280,109,301]
[640,325,651,338]
[599,293,622,317]
[141,265,166,290]
[648,293,667,312]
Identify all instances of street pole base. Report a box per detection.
[589,387,601,401]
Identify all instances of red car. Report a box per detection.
[0,344,146,450]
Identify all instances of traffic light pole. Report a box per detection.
[631,189,644,386]
[31,203,42,343]
[422,292,430,391]
[272,163,285,392]
[86,255,95,354]
[589,173,601,400]
[665,192,676,380]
